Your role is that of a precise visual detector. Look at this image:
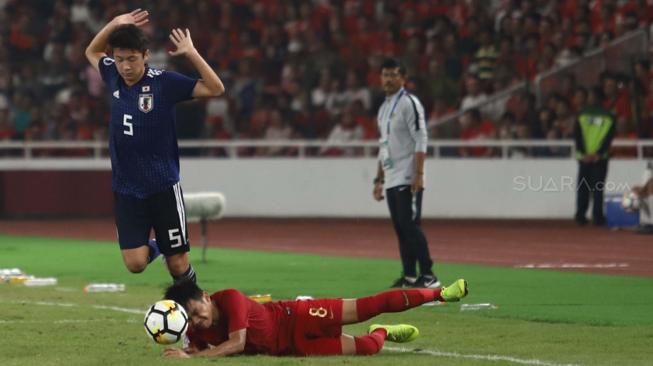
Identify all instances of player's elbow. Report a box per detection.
[84,47,93,62]
[84,45,98,59]
[211,84,225,97]
[84,48,102,66]
[195,83,225,98]
[231,340,246,354]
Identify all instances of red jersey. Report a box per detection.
[186,289,296,355]
[460,121,496,156]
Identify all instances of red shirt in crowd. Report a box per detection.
[603,91,632,121]
[460,121,496,157]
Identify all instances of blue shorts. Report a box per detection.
[113,183,190,256]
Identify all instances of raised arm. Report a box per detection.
[85,9,149,71]
[168,28,225,97]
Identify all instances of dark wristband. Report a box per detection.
[373,177,384,184]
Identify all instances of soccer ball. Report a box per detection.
[144,300,189,345]
[621,191,640,212]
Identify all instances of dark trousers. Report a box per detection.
[386,185,433,277]
[575,159,608,223]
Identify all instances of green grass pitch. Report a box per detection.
[1,235,652,366]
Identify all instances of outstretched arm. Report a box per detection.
[85,9,149,71]
[163,329,246,358]
[168,28,225,97]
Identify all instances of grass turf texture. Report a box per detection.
[0,235,652,366]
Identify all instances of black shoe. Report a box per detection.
[390,277,416,288]
[575,217,588,226]
[636,224,653,235]
[593,218,606,227]
[412,275,441,288]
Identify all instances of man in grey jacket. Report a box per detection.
[372,58,439,288]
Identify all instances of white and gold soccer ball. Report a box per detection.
[144,300,189,345]
[621,191,640,212]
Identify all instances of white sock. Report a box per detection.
[641,197,653,225]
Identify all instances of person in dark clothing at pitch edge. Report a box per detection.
[574,88,616,226]
[372,59,438,288]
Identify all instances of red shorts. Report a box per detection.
[292,298,343,356]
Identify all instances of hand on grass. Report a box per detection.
[163,348,191,358]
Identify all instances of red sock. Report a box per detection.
[355,288,442,322]
[354,329,386,355]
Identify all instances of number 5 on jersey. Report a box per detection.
[123,114,133,136]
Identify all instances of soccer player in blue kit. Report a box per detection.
[85,9,225,282]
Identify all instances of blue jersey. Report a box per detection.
[99,56,197,198]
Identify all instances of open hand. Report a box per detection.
[163,348,191,359]
[113,9,149,27]
[169,28,196,57]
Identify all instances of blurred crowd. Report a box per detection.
[0,0,652,157]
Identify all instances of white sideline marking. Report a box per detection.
[92,305,143,314]
[1,299,145,315]
[32,300,76,307]
[516,263,629,269]
[385,346,580,366]
[0,319,138,324]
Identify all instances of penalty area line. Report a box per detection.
[384,346,580,366]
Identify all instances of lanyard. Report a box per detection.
[383,88,405,136]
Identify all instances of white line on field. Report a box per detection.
[32,300,76,307]
[515,263,629,269]
[3,299,581,365]
[0,299,145,315]
[92,304,143,314]
[0,319,138,324]
[385,346,580,366]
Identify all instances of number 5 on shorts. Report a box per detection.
[169,228,182,248]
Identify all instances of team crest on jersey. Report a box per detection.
[138,94,154,113]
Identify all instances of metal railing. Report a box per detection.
[534,29,648,105]
[429,29,649,135]
[0,139,650,160]
[428,80,528,131]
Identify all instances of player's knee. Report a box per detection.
[354,337,383,355]
[125,261,147,273]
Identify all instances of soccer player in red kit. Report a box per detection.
[162,278,468,358]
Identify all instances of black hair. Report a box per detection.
[466,108,481,122]
[638,59,651,71]
[501,111,516,123]
[164,279,204,308]
[108,24,148,54]
[588,87,605,104]
[381,58,406,76]
[575,86,588,97]
[600,71,616,83]
[556,97,571,109]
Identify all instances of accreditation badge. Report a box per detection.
[379,138,393,169]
